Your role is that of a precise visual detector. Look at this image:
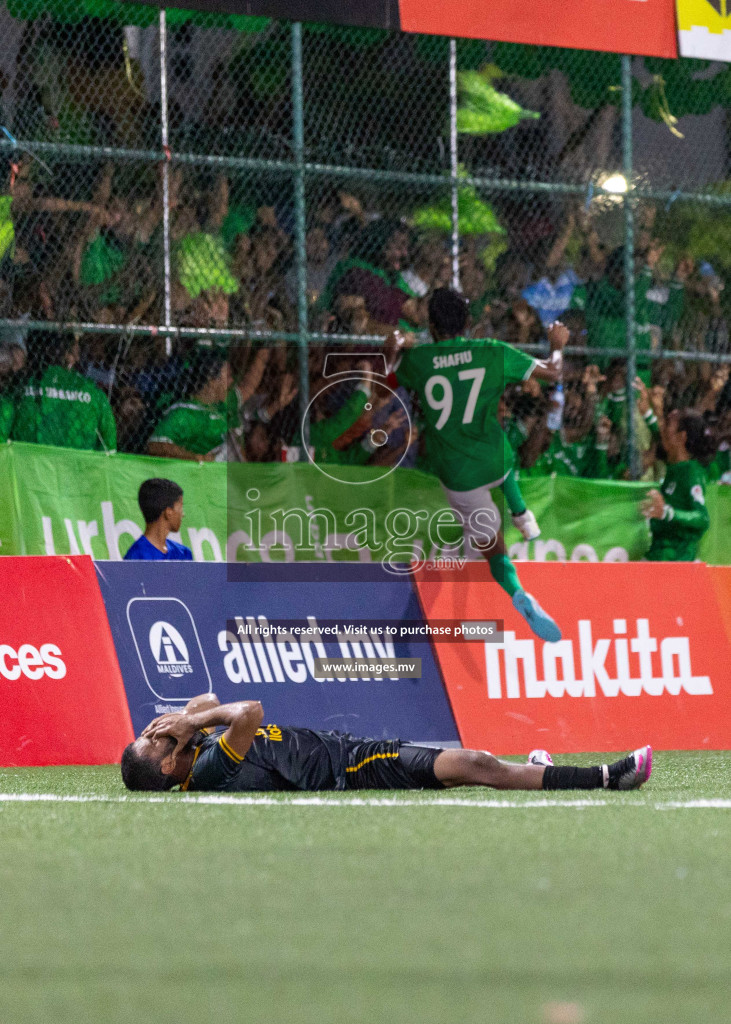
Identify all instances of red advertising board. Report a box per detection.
[710,566,731,648]
[416,562,731,754]
[400,0,679,58]
[0,556,133,766]
[136,0,680,58]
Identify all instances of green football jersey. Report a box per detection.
[0,392,14,442]
[395,337,535,491]
[569,267,656,361]
[12,366,117,451]
[310,386,371,466]
[645,459,709,562]
[150,398,233,456]
[525,431,611,479]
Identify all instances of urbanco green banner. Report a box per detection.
[0,442,728,564]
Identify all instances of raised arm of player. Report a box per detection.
[142,701,264,768]
[182,693,221,715]
[529,321,569,384]
[383,329,416,374]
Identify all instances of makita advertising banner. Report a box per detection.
[416,562,731,754]
[0,556,134,767]
[134,0,679,57]
[97,561,459,744]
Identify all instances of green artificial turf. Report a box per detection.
[1,752,729,1024]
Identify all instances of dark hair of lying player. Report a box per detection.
[121,735,180,791]
[137,478,183,525]
[428,287,469,341]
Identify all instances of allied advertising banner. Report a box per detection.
[416,562,731,754]
[2,442,730,566]
[97,561,460,744]
[0,555,134,767]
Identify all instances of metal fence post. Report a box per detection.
[291,22,309,452]
[159,9,172,357]
[621,54,639,480]
[449,39,460,291]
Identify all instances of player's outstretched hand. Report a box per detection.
[582,364,606,396]
[641,489,666,520]
[547,321,570,350]
[633,376,650,415]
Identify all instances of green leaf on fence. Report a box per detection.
[456,70,540,135]
[412,182,504,236]
[176,234,239,300]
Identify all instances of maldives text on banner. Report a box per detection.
[0,555,133,767]
[416,562,731,754]
[97,561,459,744]
[677,0,731,59]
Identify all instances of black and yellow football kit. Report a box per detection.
[182,726,444,793]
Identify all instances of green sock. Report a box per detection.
[488,553,522,598]
[502,470,527,517]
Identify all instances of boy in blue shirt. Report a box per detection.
[124,478,193,561]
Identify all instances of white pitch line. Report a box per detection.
[0,793,730,810]
[656,799,731,809]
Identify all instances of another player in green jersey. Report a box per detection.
[148,351,239,461]
[12,336,117,451]
[642,409,716,561]
[388,288,568,643]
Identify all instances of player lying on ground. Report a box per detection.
[385,288,568,644]
[121,694,652,795]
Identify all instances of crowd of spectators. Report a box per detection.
[0,155,730,483]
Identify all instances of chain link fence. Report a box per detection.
[0,2,729,484]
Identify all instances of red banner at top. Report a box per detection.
[399,0,678,58]
[134,0,679,58]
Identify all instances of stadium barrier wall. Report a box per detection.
[416,562,731,754]
[2,442,731,565]
[96,562,460,745]
[3,555,729,765]
[0,555,134,767]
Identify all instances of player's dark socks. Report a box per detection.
[488,553,521,598]
[502,470,527,517]
[541,765,604,790]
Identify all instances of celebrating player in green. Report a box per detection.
[387,287,568,643]
[642,408,715,561]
